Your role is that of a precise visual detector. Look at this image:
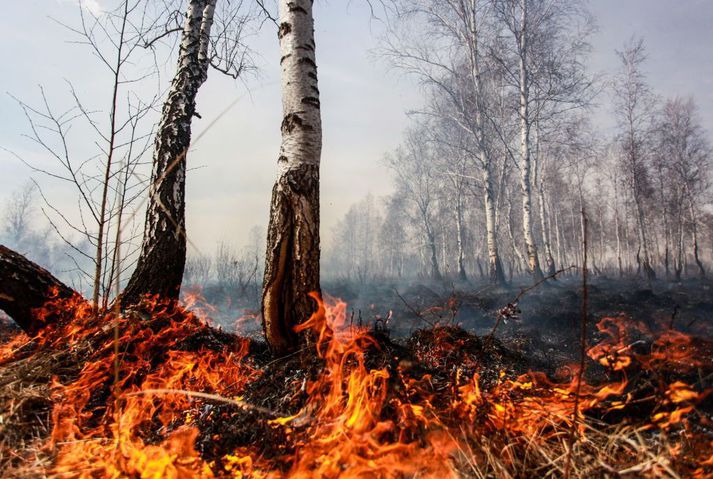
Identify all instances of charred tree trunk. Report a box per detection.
[121,0,216,306]
[262,0,322,355]
[0,245,77,334]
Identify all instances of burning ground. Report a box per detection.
[0,279,711,478]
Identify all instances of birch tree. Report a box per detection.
[657,97,711,278]
[492,0,594,281]
[382,0,507,284]
[123,0,255,305]
[261,0,322,355]
[613,37,656,280]
[386,127,443,281]
[121,0,218,305]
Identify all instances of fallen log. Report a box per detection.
[0,245,77,334]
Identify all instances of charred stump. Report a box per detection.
[0,245,76,333]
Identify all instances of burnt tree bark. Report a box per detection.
[262,0,322,355]
[121,0,216,306]
[0,245,77,334]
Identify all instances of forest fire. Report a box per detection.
[0,291,711,478]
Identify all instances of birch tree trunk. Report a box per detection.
[262,0,322,355]
[614,209,624,278]
[465,1,504,284]
[455,192,467,281]
[506,195,526,272]
[484,167,506,284]
[554,208,566,269]
[424,216,442,280]
[633,190,655,280]
[687,193,705,277]
[121,0,216,306]
[517,0,544,281]
[537,179,556,275]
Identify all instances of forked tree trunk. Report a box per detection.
[121,0,216,306]
[0,245,77,334]
[262,0,322,355]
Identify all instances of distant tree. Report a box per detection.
[382,0,507,284]
[183,253,212,288]
[2,183,35,248]
[492,0,595,281]
[613,37,657,280]
[657,97,711,278]
[386,126,443,281]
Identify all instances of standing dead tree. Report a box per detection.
[261,0,323,355]
[8,1,159,311]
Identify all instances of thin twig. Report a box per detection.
[126,388,285,418]
[487,265,576,340]
[564,208,589,479]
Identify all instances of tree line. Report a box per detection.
[325,1,711,285]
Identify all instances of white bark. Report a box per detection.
[517,0,543,280]
[262,0,322,354]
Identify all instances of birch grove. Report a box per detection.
[322,3,712,286]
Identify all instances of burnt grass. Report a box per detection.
[323,275,713,369]
[195,276,713,467]
[1,276,712,475]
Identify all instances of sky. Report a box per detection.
[1,0,713,260]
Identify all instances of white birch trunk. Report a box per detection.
[517,0,543,281]
[484,165,506,284]
[262,0,322,354]
[466,2,505,284]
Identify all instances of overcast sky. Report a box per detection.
[1,0,712,258]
